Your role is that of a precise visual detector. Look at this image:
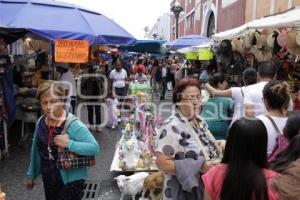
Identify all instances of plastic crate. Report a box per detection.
[81,180,101,200]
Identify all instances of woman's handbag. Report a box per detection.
[265,115,289,162]
[57,115,96,169]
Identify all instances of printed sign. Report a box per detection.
[55,39,89,63]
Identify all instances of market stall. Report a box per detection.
[212,7,300,107]
[110,81,163,172]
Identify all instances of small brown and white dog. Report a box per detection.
[140,171,164,200]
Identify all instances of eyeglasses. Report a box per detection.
[181,94,203,101]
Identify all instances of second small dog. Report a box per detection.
[141,171,164,200]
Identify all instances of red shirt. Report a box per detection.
[202,164,279,200]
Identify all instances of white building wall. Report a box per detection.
[148,13,171,41]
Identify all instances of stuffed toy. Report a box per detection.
[122,138,142,170]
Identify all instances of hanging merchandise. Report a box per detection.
[110,81,163,172]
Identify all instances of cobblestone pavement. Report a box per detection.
[0,95,173,200]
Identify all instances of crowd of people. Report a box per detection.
[155,61,300,200]
[18,53,300,200]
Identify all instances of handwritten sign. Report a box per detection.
[55,39,89,63]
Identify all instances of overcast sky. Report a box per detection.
[59,0,172,39]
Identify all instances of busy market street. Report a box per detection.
[1,0,300,200]
[0,99,173,200]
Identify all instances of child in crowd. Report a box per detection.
[134,65,147,83]
[106,92,119,129]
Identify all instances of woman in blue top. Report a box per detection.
[26,81,100,200]
[201,73,234,140]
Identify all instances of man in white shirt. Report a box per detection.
[205,67,257,126]
[244,61,277,117]
[109,58,128,101]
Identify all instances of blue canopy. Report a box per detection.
[0,0,136,45]
[120,39,167,54]
[166,34,210,49]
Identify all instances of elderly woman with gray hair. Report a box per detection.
[26,81,99,200]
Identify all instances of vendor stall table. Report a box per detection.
[110,141,158,172]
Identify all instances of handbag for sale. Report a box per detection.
[57,115,96,169]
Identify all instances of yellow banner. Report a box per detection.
[198,48,213,60]
[186,51,198,60]
[55,39,89,63]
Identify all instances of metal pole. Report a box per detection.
[175,14,179,39]
[51,40,55,80]
[171,1,183,39]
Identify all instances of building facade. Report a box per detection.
[245,0,300,22]
[147,13,171,41]
[169,0,246,41]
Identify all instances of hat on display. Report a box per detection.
[231,38,238,52]
[295,30,300,46]
[253,31,267,50]
[236,37,245,55]
[244,32,254,49]
[267,33,275,48]
[285,31,300,56]
[277,29,289,48]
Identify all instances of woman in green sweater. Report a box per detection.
[26,81,100,200]
[201,73,234,140]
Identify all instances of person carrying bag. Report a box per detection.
[26,81,100,200]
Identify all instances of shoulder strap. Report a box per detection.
[61,114,78,135]
[240,87,244,98]
[265,115,281,136]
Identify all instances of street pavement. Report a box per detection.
[0,93,173,200]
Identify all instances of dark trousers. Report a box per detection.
[42,166,84,200]
[171,74,175,88]
[70,96,76,114]
[161,78,168,99]
[87,102,101,125]
[114,87,126,102]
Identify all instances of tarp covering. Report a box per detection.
[166,34,210,49]
[0,0,136,45]
[213,7,300,41]
[176,42,211,53]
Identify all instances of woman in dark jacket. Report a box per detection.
[82,65,104,133]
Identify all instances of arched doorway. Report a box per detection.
[207,12,215,38]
